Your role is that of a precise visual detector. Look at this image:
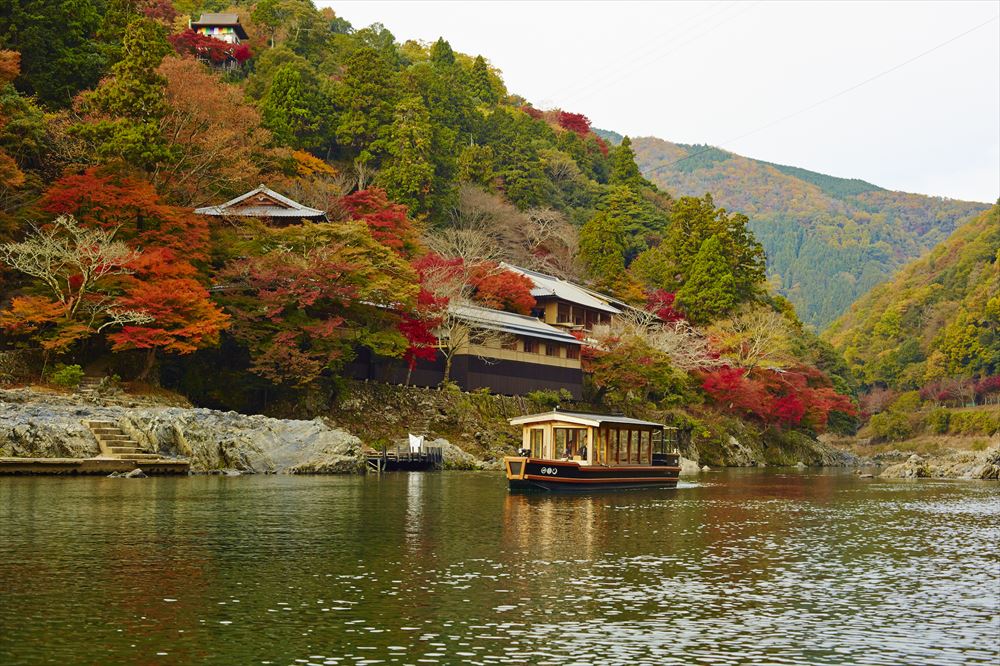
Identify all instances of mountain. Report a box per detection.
[626,136,990,328]
[824,204,999,387]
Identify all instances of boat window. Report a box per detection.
[640,430,651,465]
[629,430,640,465]
[529,429,544,458]
[555,427,587,459]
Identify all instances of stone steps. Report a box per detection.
[85,420,166,463]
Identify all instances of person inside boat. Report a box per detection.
[578,443,587,460]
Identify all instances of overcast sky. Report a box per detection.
[323,1,999,203]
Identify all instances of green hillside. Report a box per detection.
[825,204,999,388]
[631,137,990,328]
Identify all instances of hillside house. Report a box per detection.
[190,13,249,44]
[194,185,327,225]
[348,303,584,398]
[502,264,633,332]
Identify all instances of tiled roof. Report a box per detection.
[450,303,581,345]
[193,13,241,25]
[194,185,326,219]
[501,264,622,315]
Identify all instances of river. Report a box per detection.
[0,470,997,665]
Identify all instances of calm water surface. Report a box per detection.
[0,470,997,665]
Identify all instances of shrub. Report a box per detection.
[527,388,574,409]
[49,364,84,388]
[948,411,1000,436]
[868,411,912,442]
[925,408,951,434]
[891,391,922,413]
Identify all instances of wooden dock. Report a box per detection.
[0,457,190,475]
[366,443,443,473]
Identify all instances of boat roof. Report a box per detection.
[509,410,663,428]
[450,304,581,345]
[194,184,326,219]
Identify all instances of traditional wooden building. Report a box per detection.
[194,185,327,224]
[189,13,249,44]
[347,303,584,398]
[501,264,642,332]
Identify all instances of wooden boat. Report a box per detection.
[504,409,680,492]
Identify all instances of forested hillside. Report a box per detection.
[0,0,857,446]
[627,136,990,328]
[825,204,999,391]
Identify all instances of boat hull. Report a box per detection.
[504,456,681,492]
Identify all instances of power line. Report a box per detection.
[641,13,1000,177]
[560,2,761,107]
[546,1,739,103]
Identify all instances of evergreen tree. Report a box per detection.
[666,194,766,302]
[676,235,738,323]
[334,46,398,161]
[457,143,495,186]
[0,0,106,108]
[97,0,140,66]
[609,136,647,188]
[260,64,329,151]
[75,17,172,169]
[429,37,456,67]
[378,96,435,215]
[470,55,498,104]
[580,208,629,295]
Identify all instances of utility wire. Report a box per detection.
[547,1,737,102]
[642,13,1000,177]
[561,2,761,106]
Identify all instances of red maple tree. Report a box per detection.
[340,188,417,257]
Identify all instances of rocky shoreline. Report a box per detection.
[2,386,997,479]
[0,387,483,474]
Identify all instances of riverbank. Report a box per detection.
[9,383,995,478]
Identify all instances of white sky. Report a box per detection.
[323,1,1000,203]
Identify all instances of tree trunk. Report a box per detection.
[137,348,157,383]
[441,353,453,385]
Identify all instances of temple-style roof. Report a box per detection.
[509,410,664,429]
[190,13,249,39]
[450,304,581,346]
[194,185,326,220]
[501,264,622,315]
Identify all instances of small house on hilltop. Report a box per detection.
[194,185,327,225]
[190,13,249,44]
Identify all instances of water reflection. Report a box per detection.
[0,471,997,665]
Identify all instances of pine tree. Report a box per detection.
[75,17,172,169]
[378,95,435,215]
[0,0,106,108]
[260,64,328,150]
[470,55,498,104]
[334,46,397,161]
[676,235,738,324]
[429,38,456,67]
[609,136,647,188]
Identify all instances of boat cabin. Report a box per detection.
[509,410,676,466]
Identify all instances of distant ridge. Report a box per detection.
[627,136,989,328]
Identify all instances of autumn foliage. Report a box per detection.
[701,365,855,431]
[340,188,417,257]
[169,30,252,65]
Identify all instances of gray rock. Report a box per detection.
[701,464,711,472]
[1,389,365,474]
[125,468,147,479]
[679,457,701,475]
